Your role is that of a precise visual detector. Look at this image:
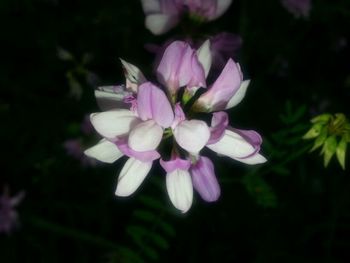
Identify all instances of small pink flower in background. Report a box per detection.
[85,40,266,212]
[63,115,97,167]
[210,32,242,71]
[0,186,25,234]
[81,115,94,135]
[281,0,311,18]
[64,139,97,167]
[141,0,232,35]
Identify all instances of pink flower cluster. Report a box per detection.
[141,0,233,35]
[85,40,266,212]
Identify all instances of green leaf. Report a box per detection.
[271,165,290,176]
[57,47,74,61]
[322,136,338,167]
[333,113,347,128]
[336,137,347,170]
[310,127,328,152]
[109,246,145,263]
[242,174,277,208]
[139,196,172,214]
[126,226,159,260]
[133,209,155,221]
[311,113,332,124]
[303,123,324,139]
[133,210,176,237]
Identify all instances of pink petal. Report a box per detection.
[157,41,206,93]
[160,157,191,173]
[196,58,242,111]
[171,103,186,129]
[191,156,220,202]
[116,138,160,162]
[230,128,262,158]
[208,111,229,144]
[137,82,174,128]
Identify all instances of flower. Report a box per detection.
[193,58,248,112]
[141,0,233,35]
[281,0,311,18]
[209,32,242,71]
[85,40,266,212]
[0,186,25,234]
[64,115,98,167]
[161,156,193,212]
[64,139,97,167]
[86,82,174,196]
[145,32,242,75]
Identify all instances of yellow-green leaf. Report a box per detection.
[323,136,338,167]
[311,114,332,124]
[336,137,347,170]
[303,123,324,139]
[310,127,327,152]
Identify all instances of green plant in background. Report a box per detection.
[224,101,309,208]
[106,178,176,263]
[57,47,99,99]
[304,113,350,169]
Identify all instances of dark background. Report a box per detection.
[1,0,350,262]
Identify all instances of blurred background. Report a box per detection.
[1,0,350,262]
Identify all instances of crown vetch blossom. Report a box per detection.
[85,40,266,212]
[141,0,233,35]
[281,0,311,18]
[0,187,25,234]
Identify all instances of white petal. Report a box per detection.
[145,14,178,35]
[207,129,256,159]
[225,80,250,109]
[128,120,163,152]
[166,169,193,213]
[173,120,210,154]
[211,0,232,20]
[90,110,138,139]
[94,90,128,111]
[115,158,152,197]
[84,139,123,163]
[95,89,124,100]
[196,40,212,78]
[120,59,146,92]
[235,153,267,165]
[141,0,161,13]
